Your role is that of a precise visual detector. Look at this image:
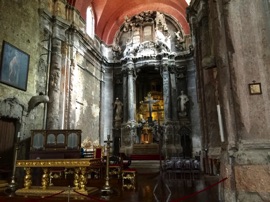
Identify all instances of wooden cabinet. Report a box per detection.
[29,130,81,159]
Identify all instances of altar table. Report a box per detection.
[16,158,100,192]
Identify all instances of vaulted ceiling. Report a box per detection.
[74,0,190,45]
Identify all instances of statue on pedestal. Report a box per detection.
[114,98,123,128]
[177,91,189,117]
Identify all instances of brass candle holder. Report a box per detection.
[6,133,20,196]
[101,135,113,195]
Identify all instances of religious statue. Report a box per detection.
[177,90,189,117]
[144,93,158,123]
[114,98,123,128]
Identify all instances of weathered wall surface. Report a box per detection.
[223,2,270,200]
[0,0,45,135]
[0,0,103,151]
[75,49,102,143]
[189,0,270,201]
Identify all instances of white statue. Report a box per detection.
[114,98,123,120]
[177,91,189,117]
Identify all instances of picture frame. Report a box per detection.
[248,82,262,95]
[0,41,30,91]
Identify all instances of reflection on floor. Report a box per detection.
[0,170,220,202]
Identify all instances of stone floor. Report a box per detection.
[0,173,219,202]
[0,170,221,202]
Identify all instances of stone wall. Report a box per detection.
[188,0,270,201]
[0,0,103,152]
[0,0,45,137]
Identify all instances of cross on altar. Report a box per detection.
[144,93,158,122]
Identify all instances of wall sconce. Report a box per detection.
[248,82,262,95]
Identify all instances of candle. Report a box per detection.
[217,105,225,142]
[17,132,21,138]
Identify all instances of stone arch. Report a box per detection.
[0,97,25,124]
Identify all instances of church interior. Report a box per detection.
[0,0,270,201]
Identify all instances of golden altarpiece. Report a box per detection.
[111,11,193,157]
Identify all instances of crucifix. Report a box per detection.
[144,93,158,123]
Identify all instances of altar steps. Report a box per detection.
[129,160,161,174]
[130,154,164,161]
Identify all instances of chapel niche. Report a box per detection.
[113,10,191,155]
[135,67,164,144]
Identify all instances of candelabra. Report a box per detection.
[101,135,113,195]
[6,132,20,196]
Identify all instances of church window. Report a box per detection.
[132,28,141,44]
[86,6,95,38]
[143,25,153,41]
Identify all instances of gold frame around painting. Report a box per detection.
[248,82,262,95]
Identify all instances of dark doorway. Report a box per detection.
[179,126,192,158]
[0,118,16,180]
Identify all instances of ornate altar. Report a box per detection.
[137,91,164,144]
[29,129,82,159]
[15,158,100,196]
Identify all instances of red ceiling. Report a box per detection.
[74,0,190,45]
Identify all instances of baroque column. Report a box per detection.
[161,60,171,122]
[120,58,137,155]
[161,55,182,158]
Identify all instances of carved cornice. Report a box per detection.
[122,11,156,33]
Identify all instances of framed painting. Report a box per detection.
[0,41,30,91]
[248,82,262,95]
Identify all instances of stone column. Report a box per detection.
[169,64,178,121]
[122,70,128,123]
[127,64,136,122]
[120,59,137,155]
[46,36,62,129]
[45,14,69,129]
[162,61,171,122]
[68,57,76,129]
[100,66,114,142]
[59,41,68,129]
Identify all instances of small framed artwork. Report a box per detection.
[248,82,262,95]
[0,41,30,91]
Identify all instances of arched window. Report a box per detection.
[86,6,95,38]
